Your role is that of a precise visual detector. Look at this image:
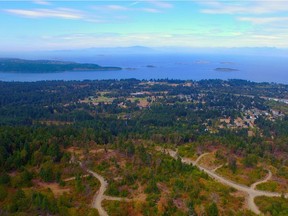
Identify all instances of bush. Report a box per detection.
[0,172,10,185]
[206,202,219,216]
[0,185,8,201]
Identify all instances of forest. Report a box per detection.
[0,79,287,215]
[0,58,122,73]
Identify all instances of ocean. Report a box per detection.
[0,54,287,83]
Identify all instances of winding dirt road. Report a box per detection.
[77,161,132,216]
[162,148,288,215]
[193,152,210,165]
[212,164,225,172]
[72,150,286,215]
[86,168,109,216]
[250,170,272,190]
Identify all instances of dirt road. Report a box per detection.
[86,168,109,216]
[78,161,132,216]
[163,148,287,215]
[250,170,272,190]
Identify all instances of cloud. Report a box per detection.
[5,30,288,51]
[200,0,288,15]
[141,8,161,13]
[4,8,83,19]
[4,7,105,22]
[92,4,162,14]
[238,17,288,24]
[251,35,280,40]
[106,5,129,11]
[33,0,50,5]
[129,1,141,7]
[120,0,173,9]
[147,0,173,9]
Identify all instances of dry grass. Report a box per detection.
[197,152,223,170]
[34,180,70,197]
[216,164,267,186]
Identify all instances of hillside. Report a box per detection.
[0,79,287,216]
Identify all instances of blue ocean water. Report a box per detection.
[0,54,287,83]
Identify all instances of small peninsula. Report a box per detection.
[0,58,122,73]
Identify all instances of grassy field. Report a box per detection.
[265,100,288,114]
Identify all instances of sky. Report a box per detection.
[1,0,288,51]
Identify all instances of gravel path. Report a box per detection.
[86,168,109,216]
[77,161,132,216]
[250,170,272,190]
[162,148,288,215]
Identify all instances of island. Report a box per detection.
[146,65,156,68]
[0,58,122,73]
[214,67,239,72]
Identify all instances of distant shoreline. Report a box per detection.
[0,58,122,73]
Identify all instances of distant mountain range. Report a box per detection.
[0,58,121,73]
[46,46,288,56]
[63,46,156,54]
[0,46,287,60]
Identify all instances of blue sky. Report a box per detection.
[1,0,288,51]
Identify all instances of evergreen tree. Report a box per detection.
[207,202,219,216]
